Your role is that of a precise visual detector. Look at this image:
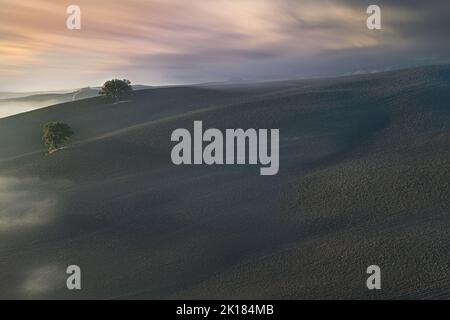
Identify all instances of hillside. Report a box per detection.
[0,88,99,119]
[0,65,449,299]
[0,85,152,119]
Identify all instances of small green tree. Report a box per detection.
[42,121,74,152]
[99,79,132,102]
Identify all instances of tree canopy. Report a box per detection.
[99,79,133,102]
[42,121,74,152]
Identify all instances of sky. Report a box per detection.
[1,0,449,91]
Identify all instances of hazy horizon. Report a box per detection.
[2,61,449,96]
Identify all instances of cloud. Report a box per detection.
[0,0,449,90]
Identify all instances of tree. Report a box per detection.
[99,79,132,102]
[42,121,74,152]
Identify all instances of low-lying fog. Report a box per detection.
[0,99,67,118]
[0,176,60,232]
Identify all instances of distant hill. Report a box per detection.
[0,88,98,119]
[0,89,77,100]
[0,65,448,299]
[0,85,152,119]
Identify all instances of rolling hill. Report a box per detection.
[0,85,152,119]
[0,88,99,119]
[0,65,449,299]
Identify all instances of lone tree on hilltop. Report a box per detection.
[99,79,133,102]
[42,121,74,153]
